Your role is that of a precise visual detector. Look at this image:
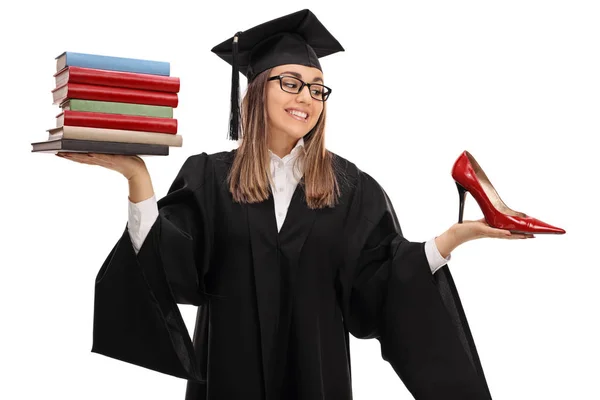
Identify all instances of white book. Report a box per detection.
[46,125,182,147]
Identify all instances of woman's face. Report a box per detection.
[265,64,325,143]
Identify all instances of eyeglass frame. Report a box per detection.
[267,74,332,101]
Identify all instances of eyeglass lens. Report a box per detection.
[280,76,330,101]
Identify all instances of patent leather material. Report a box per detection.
[451,150,566,234]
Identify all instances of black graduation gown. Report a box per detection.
[91,149,493,399]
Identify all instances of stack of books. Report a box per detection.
[31,51,182,156]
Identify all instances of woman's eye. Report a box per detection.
[284,83,298,89]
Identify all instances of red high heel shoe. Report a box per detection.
[451,150,566,234]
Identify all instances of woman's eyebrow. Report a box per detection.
[280,70,324,83]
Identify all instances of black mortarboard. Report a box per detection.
[211,9,345,140]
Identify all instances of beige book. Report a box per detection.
[47,125,182,147]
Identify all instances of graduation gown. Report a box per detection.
[91,149,493,399]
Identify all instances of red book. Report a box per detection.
[52,83,178,107]
[54,66,180,93]
[56,110,177,134]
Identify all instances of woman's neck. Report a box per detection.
[268,135,298,158]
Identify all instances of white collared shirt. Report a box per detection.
[127,139,450,274]
[268,137,305,232]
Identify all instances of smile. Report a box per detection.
[286,109,308,122]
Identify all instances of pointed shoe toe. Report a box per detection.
[517,216,566,235]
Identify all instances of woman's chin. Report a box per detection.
[270,121,313,141]
[279,127,309,141]
[290,131,310,141]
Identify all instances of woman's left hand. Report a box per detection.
[451,218,535,245]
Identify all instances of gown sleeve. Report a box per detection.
[90,153,214,383]
[338,169,492,400]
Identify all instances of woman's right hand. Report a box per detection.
[56,152,148,181]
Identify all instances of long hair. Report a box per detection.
[227,68,340,209]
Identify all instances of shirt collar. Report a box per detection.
[268,137,305,181]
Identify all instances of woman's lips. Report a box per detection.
[286,110,308,122]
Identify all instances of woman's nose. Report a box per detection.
[297,85,313,103]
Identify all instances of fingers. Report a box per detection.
[481,227,511,238]
[488,228,535,239]
[463,218,536,239]
[56,152,94,164]
[507,232,535,239]
[56,152,112,168]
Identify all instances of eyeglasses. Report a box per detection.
[267,75,332,101]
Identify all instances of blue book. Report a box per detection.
[55,51,170,76]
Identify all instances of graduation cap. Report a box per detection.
[211,9,345,140]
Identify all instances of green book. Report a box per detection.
[61,99,173,118]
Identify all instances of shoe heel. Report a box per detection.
[455,181,467,223]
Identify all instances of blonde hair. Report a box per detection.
[227,68,340,209]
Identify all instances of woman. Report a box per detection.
[56,9,534,400]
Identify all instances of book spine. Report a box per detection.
[65,52,170,76]
[62,83,178,107]
[64,99,173,118]
[60,110,177,134]
[62,66,180,93]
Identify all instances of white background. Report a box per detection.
[1,0,598,398]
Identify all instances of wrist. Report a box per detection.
[435,227,461,259]
[127,168,149,182]
[127,169,154,204]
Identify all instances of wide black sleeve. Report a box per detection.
[90,153,214,383]
[338,170,492,399]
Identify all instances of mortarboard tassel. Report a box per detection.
[228,31,243,141]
